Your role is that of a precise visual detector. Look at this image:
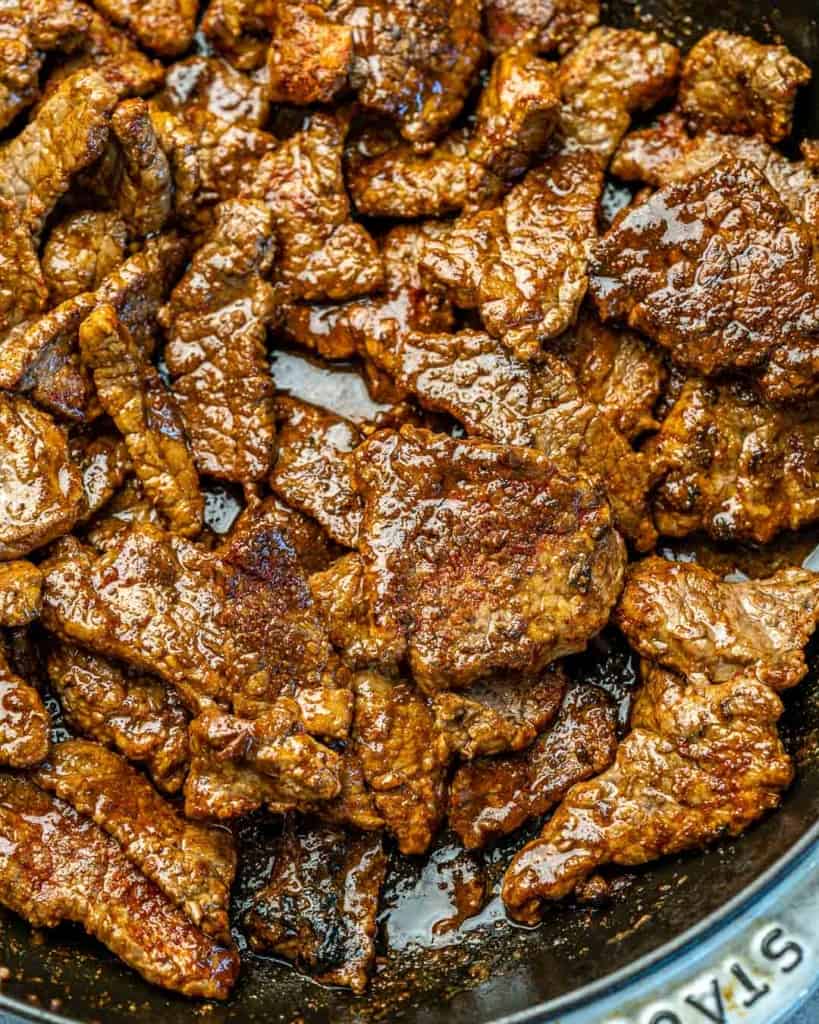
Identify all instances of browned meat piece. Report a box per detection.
[160,200,277,485]
[41,528,234,711]
[312,747,384,831]
[271,398,362,548]
[0,644,48,768]
[0,70,116,239]
[590,161,819,403]
[432,663,566,759]
[161,56,270,129]
[617,557,819,689]
[0,774,239,998]
[559,27,679,165]
[611,114,819,236]
[0,395,83,559]
[353,670,450,854]
[803,139,819,170]
[0,562,42,627]
[647,379,819,544]
[201,0,275,70]
[502,559,819,921]
[47,643,189,793]
[350,37,558,218]
[0,231,188,415]
[347,128,503,220]
[679,31,810,144]
[91,0,197,57]
[485,0,599,55]
[70,432,130,522]
[184,704,342,819]
[354,427,626,691]
[362,328,658,548]
[78,304,203,538]
[81,98,172,238]
[42,212,128,306]
[421,149,603,360]
[469,37,559,181]
[42,7,164,100]
[247,113,383,301]
[449,684,617,848]
[282,222,452,363]
[0,200,47,334]
[310,553,403,671]
[219,498,353,732]
[331,0,482,147]
[552,310,665,440]
[84,477,164,550]
[242,496,340,575]
[0,0,89,130]
[244,820,385,992]
[150,104,275,228]
[34,739,235,940]
[267,2,352,105]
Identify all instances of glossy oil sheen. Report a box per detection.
[1,1,818,1022]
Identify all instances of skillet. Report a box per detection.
[1,0,819,1021]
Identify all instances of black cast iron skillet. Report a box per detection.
[2,1,819,1021]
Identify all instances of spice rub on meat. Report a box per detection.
[0,774,239,998]
[47,643,189,793]
[449,683,617,848]
[353,427,626,691]
[160,199,277,486]
[34,739,237,941]
[420,149,603,360]
[0,644,49,768]
[502,559,819,923]
[590,161,819,402]
[679,31,810,144]
[361,327,658,548]
[270,398,362,548]
[247,113,383,301]
[647,378,819,544]
[484,0,599,55]
[266,2,352,106]
[244,820,385,993]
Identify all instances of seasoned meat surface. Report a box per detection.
[161,199,277,485]
[271,398,362,548]
[484,0,599,55]
[353,427,626,690]
[590,161,819,402]
[47,643,189,793]
[432,664,566,760]
[42,212,128,306]
[161,56,270,129]
[247,113,383,301]
[679,31,810,143]
[184,704,342,819]
[0,774,239,998]
[90,0,197,57]
[647,379,819,544]
[0,200,47,334]
[352,670,450,854]
[421,149,603,360]
[0,69,116,239]
[0,646,49,768]
[611,113,819,234]
[0,395,83,560]
[267,2,352,105]
[332,0,482,147]
[362,328,658,548]
[553,310,665,440]
[449,683,617,847]
[79,304,203,537]
[34,740,237,941]
[71,432,130,522]
[558,27,679,164]
[0,562,42,627]
[201,0,275,70]
[244,820,385,992]
[502,560,819,921]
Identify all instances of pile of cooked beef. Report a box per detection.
[0,0,818,1001]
